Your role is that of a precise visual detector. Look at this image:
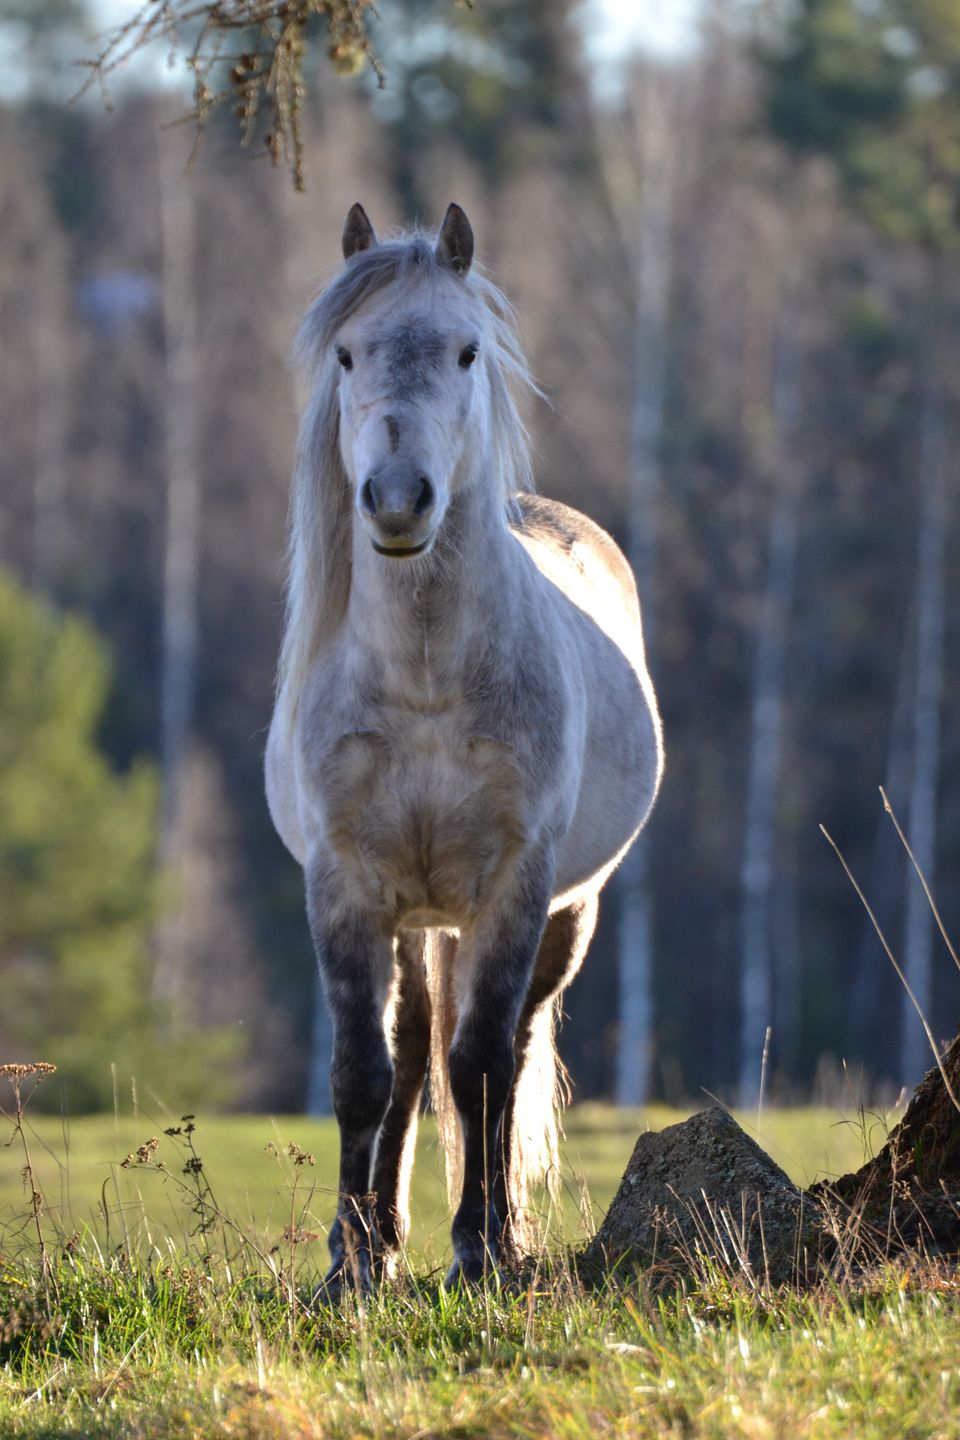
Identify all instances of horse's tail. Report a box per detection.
[424,929,463,1204]
[507,1001,567,1252]
[424,929,566,1254]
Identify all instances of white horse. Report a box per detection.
[266,203,662,1291]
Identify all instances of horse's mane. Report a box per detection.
[276,231,541,732]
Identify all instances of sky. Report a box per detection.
[583,0,703,63]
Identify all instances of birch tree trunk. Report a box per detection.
[596,67,679,1105]
[850,602,915,1061]
[900,332,948,1086]
[772,850,803,1073]
[31,244,68,595]
[737,285,802,1106]
[154,123,202,1013]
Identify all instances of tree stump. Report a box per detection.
[809,1028,960,1259]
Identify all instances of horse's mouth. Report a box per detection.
[371,539,430,559]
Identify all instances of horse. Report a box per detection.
[265,202,663,1292]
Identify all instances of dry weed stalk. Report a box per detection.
[265,1139,317,1331]
[880,785,960,979]
[0,1062,58,1308]
[819,822,960,1116]
[122,1116,312,1319]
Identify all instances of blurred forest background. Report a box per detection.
[1,0,958,1116]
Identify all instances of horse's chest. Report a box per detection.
[318,715,527,924]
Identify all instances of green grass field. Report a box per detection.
[5,1102,958,1440]
[0,1104,885,1265]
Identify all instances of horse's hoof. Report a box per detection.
[312,1271,344,1306]
[316,1250,373,1303]
[443,1254,501,1290]
[371,1246,400,1283]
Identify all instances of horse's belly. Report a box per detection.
[319,725,529,925]
[553,680,661,900]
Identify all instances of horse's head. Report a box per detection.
[331,202,486,560]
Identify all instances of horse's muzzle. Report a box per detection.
[359,460,438,556]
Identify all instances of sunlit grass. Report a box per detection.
[0,1103,955,1439]
[1,1250,958,1438]
[0,1105,881,1268]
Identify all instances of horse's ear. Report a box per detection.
[342,203,378,259]
[435,203,474,277]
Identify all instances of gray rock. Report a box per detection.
[580,1107,822,1285]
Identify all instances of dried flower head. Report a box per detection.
[287,1143,316,1167]
[0,1063,57,1079]
[281,1225,323,1244]
[121,1136,161,1169]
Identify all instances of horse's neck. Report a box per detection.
[346,484,520,685]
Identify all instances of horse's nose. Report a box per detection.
[362,463,435,532]
[413,477,434,516]
[360,477,378,517]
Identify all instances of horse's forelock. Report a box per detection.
[295,236,445,373]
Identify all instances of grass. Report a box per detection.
[1,1242,959,1437]
[5,1099,955,1438]
[0,1104,881,1271]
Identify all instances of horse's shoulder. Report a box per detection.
[512,493,638,606]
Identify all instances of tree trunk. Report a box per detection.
[810,1026,960,1258]
[850,603,915,1067]
[154,121,202,1013]
[596,65,679,1106]
[31,244,68,595]
[772,843,803,1076]
[900,352,948,1087]
[738,306,801,1104]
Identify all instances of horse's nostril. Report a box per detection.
[360,478,378,516]
[414,477,434,516]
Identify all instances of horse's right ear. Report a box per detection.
[435,202,474,276]
[342,203,378,259]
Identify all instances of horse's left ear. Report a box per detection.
[435,203,474,277]
[343,202,378,259]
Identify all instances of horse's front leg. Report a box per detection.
[445,849,553,1286]
[306,862,394,1297]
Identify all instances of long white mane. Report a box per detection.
[276,233,541,733]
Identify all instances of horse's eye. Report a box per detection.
[336,347,353,371]
[459,344,478,369]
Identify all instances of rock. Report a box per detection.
[580,1106,821,1285]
